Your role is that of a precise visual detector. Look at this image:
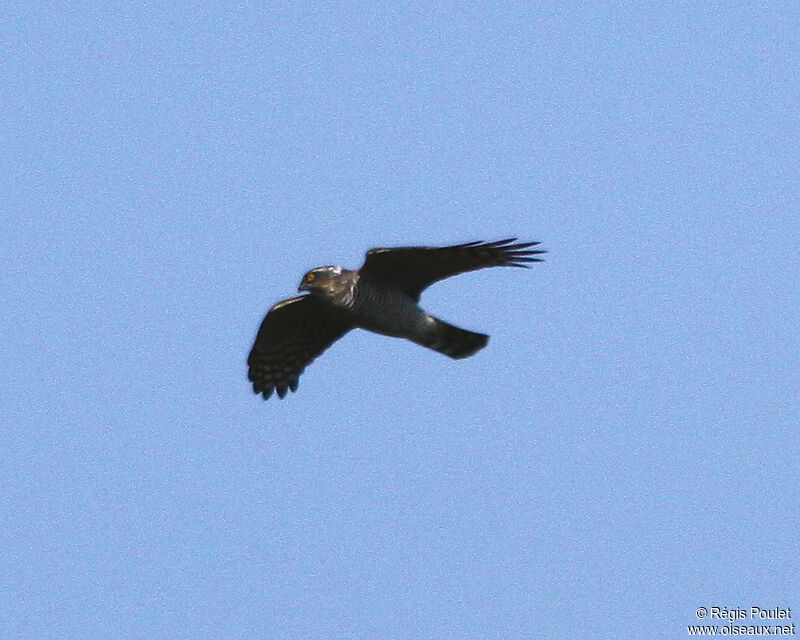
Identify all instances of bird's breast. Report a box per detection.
[349,284,425,338]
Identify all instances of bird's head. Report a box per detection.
[298,266,344,295]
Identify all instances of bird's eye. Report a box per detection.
[306,273,315,282]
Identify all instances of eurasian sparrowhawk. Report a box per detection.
[248,238,545,399]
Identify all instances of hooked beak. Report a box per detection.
[298,282,308,293]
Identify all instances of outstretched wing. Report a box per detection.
[247,295,352,400]
[359,238,545,300]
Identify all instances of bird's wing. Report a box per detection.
[359,238,545,300]
[247,295,352,399]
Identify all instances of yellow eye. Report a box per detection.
[305,272,315,282]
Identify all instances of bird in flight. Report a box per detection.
[248,238,545,399]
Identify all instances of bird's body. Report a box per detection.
[348,274,430,338]
[248,238,545,399]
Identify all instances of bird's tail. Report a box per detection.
[418,317,488,359]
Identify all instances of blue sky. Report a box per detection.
[3,3,798,639]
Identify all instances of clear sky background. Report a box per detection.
[3,3,798,639]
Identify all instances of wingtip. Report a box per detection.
[254,378,300,400]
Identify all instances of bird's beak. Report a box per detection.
[298,282,307,293]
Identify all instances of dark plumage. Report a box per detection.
[247,238,545,399]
